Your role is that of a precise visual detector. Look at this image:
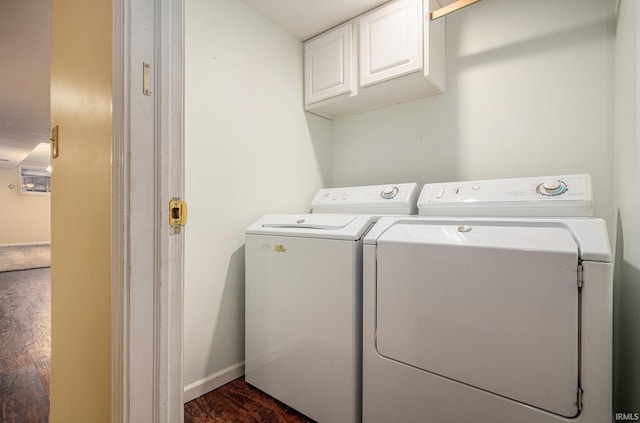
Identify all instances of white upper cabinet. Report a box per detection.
[304,0,445,119]
[359,0,422,87]
[304,24,353,105]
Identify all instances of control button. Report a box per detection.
[331,192,339,200]
[536,179,568,196]
[454,187,462,194]
[472,186,480,191]
[380,186,399,199]
[430,187,444,198]
[457,225,472,233]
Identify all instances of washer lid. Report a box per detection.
[375,222,581,417]
[246,214,376,240]
[261,214,357,230]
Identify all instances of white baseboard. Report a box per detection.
[183,361,245,403]
[0,242,51,247]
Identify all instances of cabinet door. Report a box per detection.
[304,24,353,105]
[359,0,422,87]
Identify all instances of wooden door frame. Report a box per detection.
[112,0,184,422]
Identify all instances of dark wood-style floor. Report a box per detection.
[185,377,314,423]
[0,268,50,423]
[0,268,312,423]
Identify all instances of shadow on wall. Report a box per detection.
[456,16,613,70]
[305,112,333,189]
[613,210,640,417]
[208,246,246,370]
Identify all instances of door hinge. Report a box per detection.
[577,387,583,411]
[577,263,583,288]
[169,199,187,234]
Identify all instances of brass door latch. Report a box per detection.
[169,199,187,230]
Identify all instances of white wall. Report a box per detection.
[0,167,50,245]
[331,0,614,224]
[613,0,640,415]
[183,0,332,400]
[184,0,637,410]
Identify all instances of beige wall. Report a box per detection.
[49,0,112,421]
[0,167,51,245]
[183,0,332,397]
[613,0,640,415]
[331,0,614,225]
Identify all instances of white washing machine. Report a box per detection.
[362,175,612,423]
[245,183,419,423]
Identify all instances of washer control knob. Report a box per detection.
[380,186,399,199]
[543,179,561,191]
[537,179,567,196]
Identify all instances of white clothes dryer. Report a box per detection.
[362,175,612,423]
[245,183,419,423]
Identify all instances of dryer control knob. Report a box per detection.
[537,179,567,196]
[381,186,399,199]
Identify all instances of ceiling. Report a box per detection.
[0,0,51,169]
[243,0,457,41]
[243,0,390,41]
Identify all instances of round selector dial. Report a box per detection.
[536,179,568,196]
[380,186,399,199]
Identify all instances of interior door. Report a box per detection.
[375,222,580,418]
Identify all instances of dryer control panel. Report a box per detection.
[418,174,593,217]
[311,182,419,215]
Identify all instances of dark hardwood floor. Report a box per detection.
[0,268,50,423]
[185,377,314,423]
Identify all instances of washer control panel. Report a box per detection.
[311,182,419,214]
[418,174,593,217]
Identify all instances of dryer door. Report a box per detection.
[376,222,580,418]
